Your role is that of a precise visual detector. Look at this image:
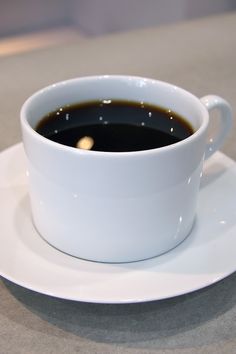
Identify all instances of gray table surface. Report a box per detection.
[0,12,236,354]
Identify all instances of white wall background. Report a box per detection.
[73,0,236,35]
[0,0,236,38]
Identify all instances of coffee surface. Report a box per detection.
[36,100,194,152]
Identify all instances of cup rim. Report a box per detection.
[20,75,209,158]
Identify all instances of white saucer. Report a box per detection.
[1,143,236,303]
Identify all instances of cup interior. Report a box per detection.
[21,76,207,134]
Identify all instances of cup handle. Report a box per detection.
[200,95,232,159]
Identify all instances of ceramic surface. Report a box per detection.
[20,75,232,262]
[0,144,236,303]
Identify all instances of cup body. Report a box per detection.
[21,75,209,262]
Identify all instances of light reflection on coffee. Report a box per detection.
[76,136,94,150]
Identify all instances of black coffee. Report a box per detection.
[36,100,194,152]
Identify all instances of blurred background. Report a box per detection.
[0,0,236,56]
[1,0,236,38]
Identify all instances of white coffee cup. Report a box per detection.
[20,75,232,263]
